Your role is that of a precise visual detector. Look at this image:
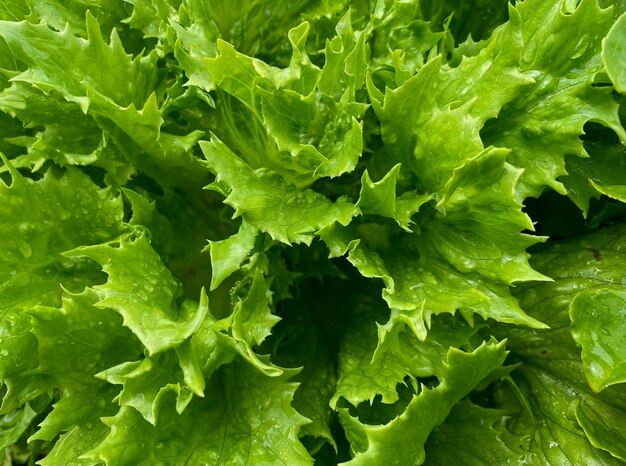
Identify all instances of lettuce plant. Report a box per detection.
[1,0,625,464]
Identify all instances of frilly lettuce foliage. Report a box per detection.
[0,0,625,464]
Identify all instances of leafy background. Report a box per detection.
[0,0,625,464]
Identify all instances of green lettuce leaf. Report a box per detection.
[421,226,626,465]
[563,129,626,213]
[0,14,156,110]
[369,0,444,85]
[96,351,197,426]
[200,0,349,64]
[67,231,208,356]
[206,220,258,290]
[373,6,531,194]
[332,300,479,408]
[204,16,368,183]
[124,0,175,42]
[322,148,547,343]
[0,404,37,457]
[0,2,29,22]
[0,81,103,168]
[570,289,626,392]
[28,290,141,466]
[0,14,208,188]
[1,1,626,464]
[424,400,525,465]
[23,0,129,38]
[357,163,432,231]
[83,364,313,466]
[603,12,626,94]
[491,225,626,463]
[340,340,507,465]
[170,0,220,90]
[0,164,124,402]
[201,137,357,245]
[481,0,626,199]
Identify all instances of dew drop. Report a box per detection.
[570,35,589,59]
[57,204,71,220]
[17,239,32,259]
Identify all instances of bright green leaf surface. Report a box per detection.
[28,290,141,466]
[376,6,531,194]
[563,132,626,213]
[0,1,29,22]
[84,364,313,466]
[603,12,626,94]
[97,351,196,426]
[369,0,444,83]
[0,166,124,391]
[229,270,279,347]
[424,400,525,465]
[29,291,140,440]
[205,16,368,182]
[201,137,357,244]
[341,340,507,465]
[1,1,626,464]
[0,404,36,452]
[576,397,626,462]
[492,225,626,463]
[570,289,626,392]
[25,0,129,37]
[482,0,626,199]
[124,0,175,41]
[321,151,549,341]
[68,231,208,356]
[357,164,432,231]
[0,15,157,109]
[171,0,220,90]
[0,82,102,167]
[207,220,258,290]
[0,14,209,189]
[333,304,479,407]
